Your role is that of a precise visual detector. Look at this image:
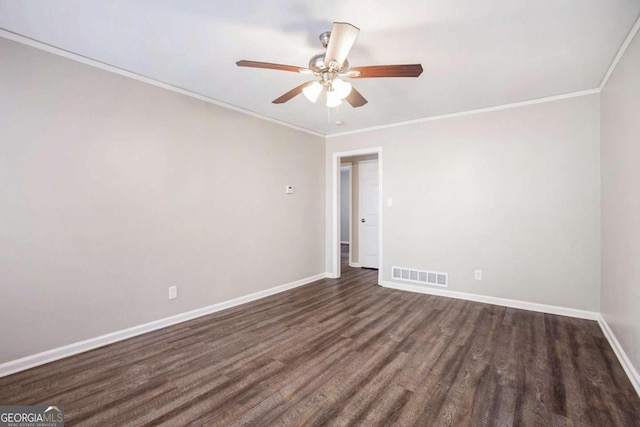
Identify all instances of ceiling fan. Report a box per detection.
[236,22,423,108]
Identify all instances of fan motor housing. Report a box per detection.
[308,53,349,75]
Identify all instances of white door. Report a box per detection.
[358,159,379,268]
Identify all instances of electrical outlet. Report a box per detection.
[474,270,482,281]
[169,286,178,300]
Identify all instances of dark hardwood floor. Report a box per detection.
[1,245,639,426]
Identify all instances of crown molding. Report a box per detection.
[0,28,325,138]
[599,14,640,90]
[4,20,631,140]
[325,88,600,138]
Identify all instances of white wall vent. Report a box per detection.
[392,266,448,287]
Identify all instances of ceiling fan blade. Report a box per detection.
[348,64,423,78]
[236,60,311,74]
[324,22,360,69]
[272,82,314,104]
[345,87,368,108]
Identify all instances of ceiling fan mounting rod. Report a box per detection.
[319,31,331,49]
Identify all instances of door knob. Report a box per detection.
[360,218,366,223]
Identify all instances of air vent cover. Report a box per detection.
[392,266,448,287]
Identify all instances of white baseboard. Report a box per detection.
[340,241,350,245]
[597,314,640,397]
[0,273,327,378]
[380,281,599,320]
[7,273,637,401]
[349,263,361,268]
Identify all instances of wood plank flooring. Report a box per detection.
[1,247,639,426]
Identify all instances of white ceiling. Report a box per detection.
[1,0,639,135]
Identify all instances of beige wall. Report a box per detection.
[601,29,640,373]
[327,94,601,311]
[0,32,624,369]
[0,38,325,363]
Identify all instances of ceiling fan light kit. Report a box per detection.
[332,78,352,99]
[302,81,323,103]
[303,78,352,107]
[237,22,423,110]
[326,88,343,108]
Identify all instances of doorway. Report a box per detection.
[331,148,383,283]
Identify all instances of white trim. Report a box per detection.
[0,29,324,138]
[597,314,640,397]
[0,273,327,378]
[349,262,361,268]
[332,154,339,276]
[326,89,600,138]
[339,162,353,261]
[346,163,353,266]
[338,161,355,267]
[381,281,599,320]
[599,15,640,90]
[331,148,383,284]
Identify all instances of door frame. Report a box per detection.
[331,147,383,283]
[340,162,354,266]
